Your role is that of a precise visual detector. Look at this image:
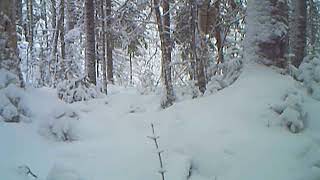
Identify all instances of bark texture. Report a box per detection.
[85,0,97,84]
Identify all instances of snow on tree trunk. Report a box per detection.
[245,0,288,68]
[289,0,307,67]
[85,0,97,85]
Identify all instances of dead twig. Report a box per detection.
[18,165,38,179]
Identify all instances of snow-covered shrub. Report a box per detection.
[175,80,201,100]
[271,90,307,133]
[137,69,157,95]
[279,107,304,133]
[57,77,99,103]
[47,164,83,180]
[0,69,31,123]
[205,59,243,95]
[290,53,320,100]
[39,107,80,141]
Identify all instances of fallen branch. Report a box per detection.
[18,165,38,179]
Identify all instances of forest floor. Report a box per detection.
[1,63,320,180]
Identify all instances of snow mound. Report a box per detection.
[39,107,80,141]
[271,90,307,133]
[57,77,100,103]
[0,69,31,123]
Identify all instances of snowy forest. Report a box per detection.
[1,0,320,179]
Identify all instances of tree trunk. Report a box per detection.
[27,0,34,48]
[106,0,114,84]
[101,0,107,93]
[214,0,223,64]
[290,0,307,67]
[59,0,66,60]
[129,52,133,85]
[85,0,97,84]
[26,0,34,83]
[95,0,100,80]
[245,0,288,68]
[16,0,23,35]
[42,0,49,48]
[0,0,24,86]
[39,0,48,86]
[51,0,57,31]
[309,0,316,50]
[66,0,76,31]
[190,0,206,93]
[154,0,175,108]
[65,0,77,79]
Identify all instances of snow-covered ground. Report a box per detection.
[1,63,320,180]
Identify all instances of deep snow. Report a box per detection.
[1,63,320,180]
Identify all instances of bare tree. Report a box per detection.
[85,0,97,84]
